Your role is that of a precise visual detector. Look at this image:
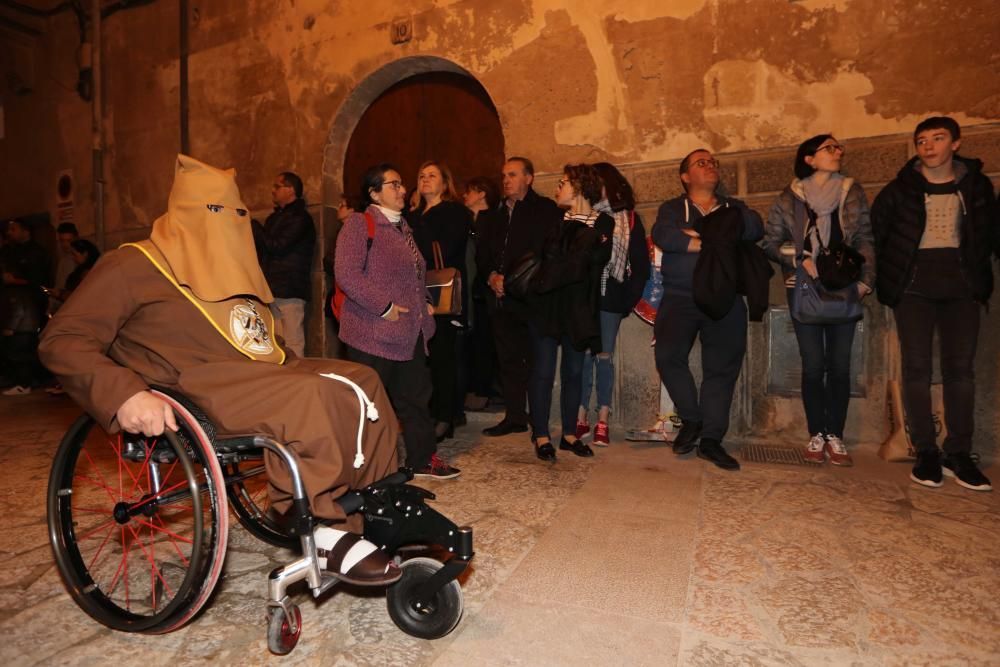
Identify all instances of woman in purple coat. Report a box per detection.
[336,163,460,479]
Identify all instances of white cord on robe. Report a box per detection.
[318,372,380,468]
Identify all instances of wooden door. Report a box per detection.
[342,72,504,208]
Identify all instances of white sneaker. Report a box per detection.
[2,385,31,396]
[824,435,853,466]
[804,433,826,463]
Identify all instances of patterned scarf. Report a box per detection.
[594,199,631,295]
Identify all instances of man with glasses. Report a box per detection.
[252,171,315,358]
[651,149,764,470]
[477,157,561,436]
[872,116,999,492]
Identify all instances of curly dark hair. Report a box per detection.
[563,164,603,205]
[592,162,635,212]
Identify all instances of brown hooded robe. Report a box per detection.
[39,156,398,522]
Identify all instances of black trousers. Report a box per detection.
[893,293,979,454]
[490,303,532,425]
[1,332,41,388]
[428,318,459,424]
[654,295,747,442]
[468,296,498,397]
[347,337,436,469]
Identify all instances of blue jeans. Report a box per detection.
[580,311,624,414]
[527,323,584,440]
[790,310,857,438]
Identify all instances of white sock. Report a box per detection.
[313,526,377,574]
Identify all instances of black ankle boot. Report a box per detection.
[672,420,702,455]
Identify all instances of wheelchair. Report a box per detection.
[46,387,474,655]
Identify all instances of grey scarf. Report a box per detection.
[801,173,843,250]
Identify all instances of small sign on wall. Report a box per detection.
[391,16,412,44]
[56,170,74,223]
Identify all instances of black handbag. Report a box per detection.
[504,251,540,299]
[816,241,864,290]
[789,265,862,325]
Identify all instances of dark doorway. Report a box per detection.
[342,72,504,207]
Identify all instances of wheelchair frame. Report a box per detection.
[46,387,474,655]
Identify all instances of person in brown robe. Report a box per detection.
[39,155,401,585]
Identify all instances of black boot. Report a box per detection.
[671,420,702,455]
[697,438,739,471]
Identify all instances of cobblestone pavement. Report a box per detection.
[1,392,997,666]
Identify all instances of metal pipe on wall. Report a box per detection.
[91,0,104,250]
[179,0,189,154]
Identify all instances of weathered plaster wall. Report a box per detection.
[2,0,999,448]
[4,0,997,231]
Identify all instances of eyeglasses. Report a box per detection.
[556,178,570,188]
[381,180,404,191]
[816,144,845,154]
[206,204,248,216]
[690,158,719,169]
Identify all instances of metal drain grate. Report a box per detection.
[740,444,809,466]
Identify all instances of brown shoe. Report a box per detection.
[315,528,401,586]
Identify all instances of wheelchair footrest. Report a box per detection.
[359,481,474,562]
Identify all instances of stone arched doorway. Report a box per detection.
[342,71,503,208]
[316,57,504,357]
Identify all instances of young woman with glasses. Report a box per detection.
[761,135,876,466]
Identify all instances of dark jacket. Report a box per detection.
[252,198,316,300]
[599,210,651,315]
[409,199,472,324]
[652,194,765,297]
[871,155,998,307]
[692,207,773,321]
[529,214,614,351]
[476,188,561,318]
[0,239,50,332]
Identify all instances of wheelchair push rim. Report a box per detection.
[47,404,228,633]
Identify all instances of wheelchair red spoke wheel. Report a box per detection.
[48,410,227,634]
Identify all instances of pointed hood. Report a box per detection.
[149,154,273,303]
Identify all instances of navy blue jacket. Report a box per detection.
[652,194,764,296]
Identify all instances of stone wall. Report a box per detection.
[2,0,999,449]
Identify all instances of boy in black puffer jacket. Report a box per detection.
[872,116,999,492]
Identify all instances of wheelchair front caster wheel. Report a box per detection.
[386,557,464,639]
[267,605,302,655]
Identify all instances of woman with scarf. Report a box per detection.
[575,163,649,446]
[761,135,875,466]
[336,163,460,480]
[524,164,613,461]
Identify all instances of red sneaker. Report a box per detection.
[804,434,826,464]
[575,420,591,440]
[824,436,853,467]
[593,421,610,446]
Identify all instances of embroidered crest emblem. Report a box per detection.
[230,300,274,354]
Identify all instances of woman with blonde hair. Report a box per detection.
[408,161,473,442]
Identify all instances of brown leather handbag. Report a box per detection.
[426,241,462,315]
